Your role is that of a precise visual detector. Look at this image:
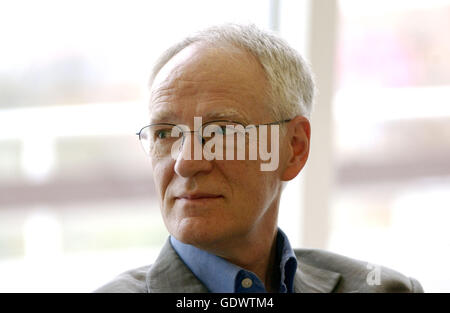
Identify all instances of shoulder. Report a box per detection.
[294,248,423,293]
[93,265,151,293]
[93,237,209,293]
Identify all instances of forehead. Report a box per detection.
[149,43,271,123]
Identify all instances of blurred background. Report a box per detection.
[0,0,449,292]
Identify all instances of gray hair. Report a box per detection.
[149,23,315,120]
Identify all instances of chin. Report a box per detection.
[171,217,226,248]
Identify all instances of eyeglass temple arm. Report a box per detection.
[260,118,292,126]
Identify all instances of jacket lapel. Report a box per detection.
[146,238,209,293]
[293,260,341,293]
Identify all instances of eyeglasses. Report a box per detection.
[136,118,291,159]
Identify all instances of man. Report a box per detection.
[95,24,423,293]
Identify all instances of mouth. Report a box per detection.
[175,193,224,201]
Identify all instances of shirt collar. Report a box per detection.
[276,228,298,293]
[170,228,297,293]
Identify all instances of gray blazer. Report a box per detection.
[95,238,423,293]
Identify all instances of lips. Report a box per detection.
[175,193,223,200]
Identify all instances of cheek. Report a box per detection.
[219,160,272,206]
[152,160,177,231]
[151,159,174,199]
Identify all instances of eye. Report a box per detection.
[155,129,171,139]
[219,125,228,134]
[217,124,239,135]
[203,122,245,137]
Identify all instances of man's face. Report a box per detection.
[149,43,288,251]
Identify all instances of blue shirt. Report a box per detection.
[170,228,298,293]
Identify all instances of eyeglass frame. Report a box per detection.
[136,118,292,146]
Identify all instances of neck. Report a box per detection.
[235,226,279,288]
[200,201,281,291]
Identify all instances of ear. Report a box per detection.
[281,116,311,181]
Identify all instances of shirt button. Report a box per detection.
[241,278,253,288]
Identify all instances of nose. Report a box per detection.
[174,132,213,177]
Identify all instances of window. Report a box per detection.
[330,0,450,292]
[0,0,272,292]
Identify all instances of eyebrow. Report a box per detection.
[150,108,251,125]
[203,109,250,124]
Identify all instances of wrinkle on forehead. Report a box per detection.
[149,42,270,123]
[151,42,268,98]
